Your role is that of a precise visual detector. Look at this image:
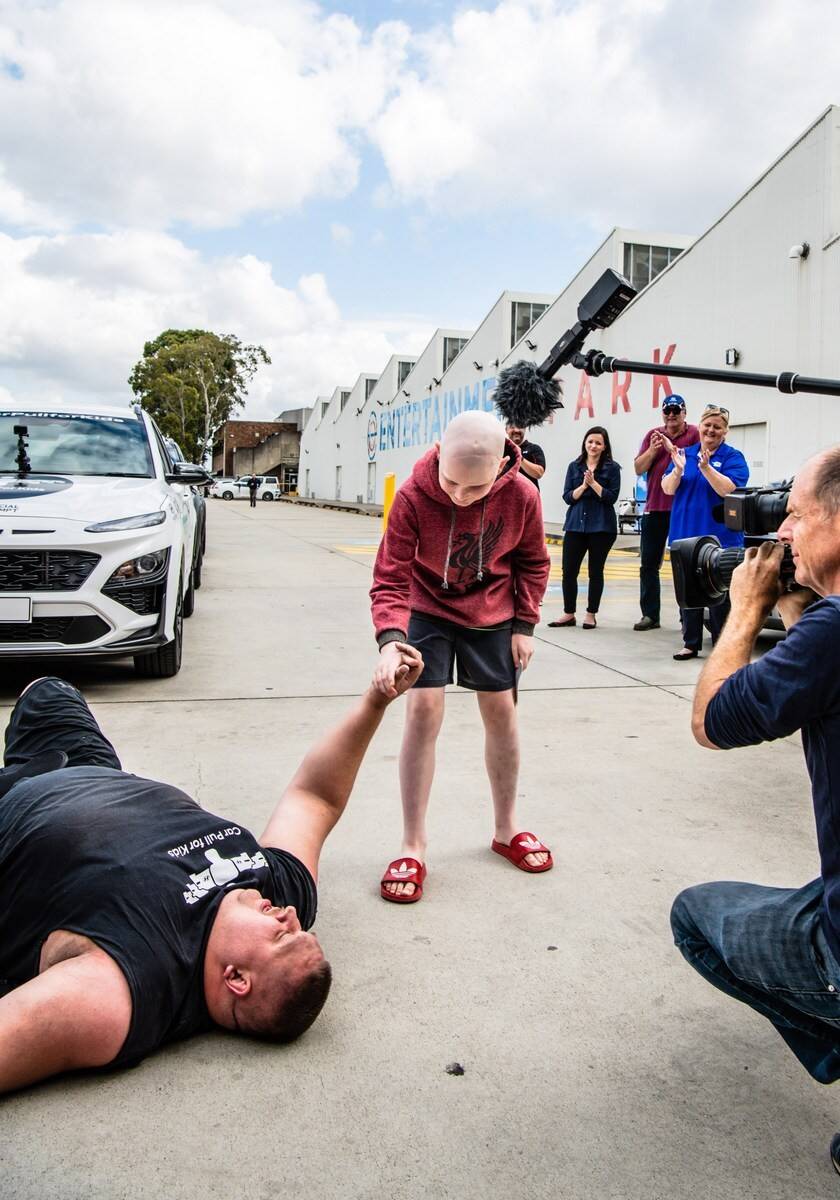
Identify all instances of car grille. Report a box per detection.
[0,615,109,644]
[103,583,162,615]
[0,550,101,591]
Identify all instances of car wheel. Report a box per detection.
[134,584,184,678]
[262,493,274,501]
[182,568,195,618]
[222,490,234,500]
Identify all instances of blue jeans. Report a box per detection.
[671,877,840,1083]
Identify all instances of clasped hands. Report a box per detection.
[373,642,424,699]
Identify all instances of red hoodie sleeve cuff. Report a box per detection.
[512,620,535,636]
[377,628,407,649]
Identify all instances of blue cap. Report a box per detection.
[662,394,685,409]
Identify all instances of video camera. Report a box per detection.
[670,482,797,609]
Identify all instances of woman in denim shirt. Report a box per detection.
[549,426,621,629]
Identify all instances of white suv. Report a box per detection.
[211,475,280,501]
[0,403,207,677]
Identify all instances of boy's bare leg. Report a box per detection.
[476,689,548,869]
[384,687,445,898]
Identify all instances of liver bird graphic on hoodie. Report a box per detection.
[370,439,550,644]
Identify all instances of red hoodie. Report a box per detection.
[370,439,550,644]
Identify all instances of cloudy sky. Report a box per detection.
[0,0,837,417]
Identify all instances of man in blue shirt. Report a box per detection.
[672,446,840,1170]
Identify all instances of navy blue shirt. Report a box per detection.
[562,459,621,534]
[665,441,749,547]
[705,598,840,962]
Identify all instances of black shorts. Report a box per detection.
[4,677,121,770]
[407,612,516,692]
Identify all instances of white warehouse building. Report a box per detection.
[300,106,840,525]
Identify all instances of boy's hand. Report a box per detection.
[511,634,534,671]
[373,642,423,699]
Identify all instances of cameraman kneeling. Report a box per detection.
[672,448,840,1160]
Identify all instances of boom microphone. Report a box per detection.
[493,269,637,428]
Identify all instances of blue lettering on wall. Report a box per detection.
[369,375,499,454]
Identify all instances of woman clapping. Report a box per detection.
[549,426,621,630]
[662,404,749,659]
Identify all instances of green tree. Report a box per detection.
[128,329,271,464]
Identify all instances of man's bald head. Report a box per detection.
[438,412,508,507]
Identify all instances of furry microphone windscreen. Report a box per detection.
[493,361,563,428]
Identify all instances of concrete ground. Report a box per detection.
[1,500,837,1200]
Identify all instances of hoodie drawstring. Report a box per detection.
[442,507,456,589]
[442,498,487,588]
[476,499,486,581]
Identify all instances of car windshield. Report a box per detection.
[0,411,153,477]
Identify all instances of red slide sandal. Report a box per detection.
[491,832,553,873]
[380,857,427,903]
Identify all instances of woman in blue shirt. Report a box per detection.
[662,404,749,659]
[549,426,621,629]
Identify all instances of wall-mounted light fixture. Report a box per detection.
[473,361,482,370]
[788,241,810,260]
[725,348,740,366]
[432,376,442,387]
[402,389,410,397]
[489,359,499,369]
[525,340,537,351]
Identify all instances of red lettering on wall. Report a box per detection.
[610,371,632,414]
[651,344,676,406]
[574,372,594,420]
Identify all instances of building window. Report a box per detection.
[397,360,413,389]
[623,243,683,293]
[320,401,329,421]
[365,378,377,400]
[442,336,468,372]
[340,390,350,413]
[510,301,549,348]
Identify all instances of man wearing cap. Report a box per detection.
[632,396,699,630]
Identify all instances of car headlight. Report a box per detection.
[85,511,166,532]
[107,549,168,582]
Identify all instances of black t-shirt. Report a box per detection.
[705,597,840,961]
[0,766,317,1067]
[518,440,546,490]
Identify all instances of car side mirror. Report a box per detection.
[165,462,211,485]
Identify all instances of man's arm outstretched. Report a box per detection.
[259,644,423,880]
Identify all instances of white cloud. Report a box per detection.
[0,230,433,417]
[330,222,354,246]
[0,0,409,231]
[373,0,840,232]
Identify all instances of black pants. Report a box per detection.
[4,677,121,770]
[249,492,257,507]
[679,596,730,652]
[639,511,670,621]
[562,531,616,614]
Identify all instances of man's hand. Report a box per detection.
[729,541,783,621]
[777,586,819,631]
[390,643,424,697]
[373,642,423,699]
[511,634,534,671]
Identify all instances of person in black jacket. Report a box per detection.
[549,426,621,630]
[248,475,259,508]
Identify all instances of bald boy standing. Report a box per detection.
[370,411,552,902]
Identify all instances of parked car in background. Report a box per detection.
[210,475,281,501]
[0,403,208,677]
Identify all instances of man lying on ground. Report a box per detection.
[0,651,421,1093]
